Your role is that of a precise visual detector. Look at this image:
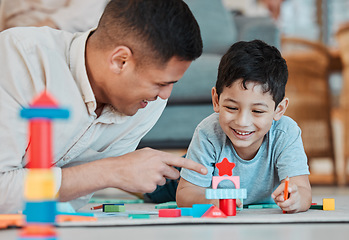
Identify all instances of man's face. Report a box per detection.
[102,56,191,116]
[212,79,278,160]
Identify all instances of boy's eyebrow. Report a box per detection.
[252,102,269,108]
[224,98,269,108]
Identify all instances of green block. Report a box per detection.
[89,198,144,204]
[245,204,279,209]
[128,214,150,219]
[310,204,323,210]
[248,204,264,209]
[103,204,125,212]
[155,201,178,209]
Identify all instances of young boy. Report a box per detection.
[176,40,312,213]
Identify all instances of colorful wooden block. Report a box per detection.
[24,201,56,224]
[56,215,97,222]
[192,204,213,218]
[102,204,125,212]
[215,158,236,176]
[158,209,181,218]
[18,224,58,240]
[128,214,150,219]
[211,176,240,189]
[176,207,192,216]
[219,199,236,216]
[155,201,178,209]
[24,170,56,200]
[206,188,247,199]
[202,206,227,218]
[323,198,335,211]
[309,204,323,210]
[0,214,24,229]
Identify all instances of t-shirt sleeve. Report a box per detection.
[273,117,310,181]
[180,123,217,188]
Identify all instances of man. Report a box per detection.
[0,0,206,213]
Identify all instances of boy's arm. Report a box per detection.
[271,175,312,213]
[176,178,218,207]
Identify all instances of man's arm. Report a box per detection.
[59,148,207,202]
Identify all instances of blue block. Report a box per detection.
[177,207,192,216]
[20,107,69,119]
[205,188,247,199]
[24,201,56,224]
[192,204,213,218]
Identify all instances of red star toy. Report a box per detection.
[216,158,235,176]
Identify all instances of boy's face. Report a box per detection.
[212,79,288,160]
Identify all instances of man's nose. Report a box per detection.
[158,84,174,100]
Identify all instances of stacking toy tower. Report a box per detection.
[205,158,247,216]
[19,91,69,240]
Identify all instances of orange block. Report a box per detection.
[0,214,24,229]
[56,215,97,222]
[20,224,56,237]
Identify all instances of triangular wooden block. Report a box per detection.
[31,91,58,107]
[202,206,227,218]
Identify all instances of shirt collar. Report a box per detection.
[69,28,130,124]
[69,28,97,115]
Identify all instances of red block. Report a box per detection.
[27,119,52,169]
[219,199,236,216]
[202,206,227,218]
[158,209,181,218]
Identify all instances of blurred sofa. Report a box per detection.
[138,0,280,149]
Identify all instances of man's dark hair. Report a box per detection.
[216,40,288,107]
[95,0,203,67]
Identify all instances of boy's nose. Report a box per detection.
[235,110,252,127]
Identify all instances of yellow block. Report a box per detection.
[24,169,56,200]
[323,198,335,211]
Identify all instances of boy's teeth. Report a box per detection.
[236,130,251,135]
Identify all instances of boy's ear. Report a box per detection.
[212,87,220,113]
[273,97,289,121]
[109,46,133,74]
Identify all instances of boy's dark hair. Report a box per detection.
[216,40,288,107]
[95,0,203,67]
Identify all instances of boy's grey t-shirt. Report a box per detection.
[180,113,310,205]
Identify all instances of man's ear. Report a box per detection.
[109,46,133,74]
[273,97,289,121]
[212,87,220,113]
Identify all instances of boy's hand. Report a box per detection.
[271,182,299,213]
[271,175,312,213]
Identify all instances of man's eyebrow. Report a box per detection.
[162,80,178,85]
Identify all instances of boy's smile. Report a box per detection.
[212,79,287,160]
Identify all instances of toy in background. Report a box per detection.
[205,158,247,216]
[19,91,69,240]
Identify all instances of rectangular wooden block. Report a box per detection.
[25,169,56,200]
[323,198,335,211]
[158,209,181,218]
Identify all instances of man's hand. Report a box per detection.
[59,148,207,202]
[108,148,207,193]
